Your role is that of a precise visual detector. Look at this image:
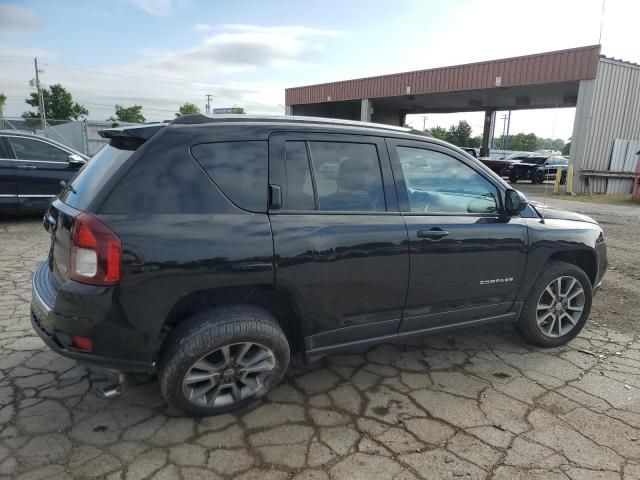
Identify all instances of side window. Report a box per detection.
[308,141,385,212]
[396,146,498,214]
[284,141,315,210]
[191,141,268,212]
[8,137,69,162]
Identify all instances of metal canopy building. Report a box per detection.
[285,45,640,194]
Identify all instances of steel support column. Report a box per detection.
[480,109,496,157]
[360,99,372,122]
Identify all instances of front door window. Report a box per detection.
[396,146,498,214]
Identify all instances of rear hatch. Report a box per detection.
[44,124,164,284]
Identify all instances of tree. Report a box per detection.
[231,107,245,114]
[23,83,88,121]
[469,135,482,148]
[504,132,539,151]
[446,120,473,147]
[562,141,571,156]
[536,137,565,152]
[108,105,145,123]
[428,126,448,141]
[176,102,201,117]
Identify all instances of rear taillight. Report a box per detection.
[70,213,121,285]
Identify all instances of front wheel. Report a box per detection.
[533,171,544,184]
[518,261,592,347]
[159,305,290,416]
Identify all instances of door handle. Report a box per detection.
[17,165,36,170]
[417,228,450,239]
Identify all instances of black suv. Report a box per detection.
[31,115,607,416]
[508,155,568,184]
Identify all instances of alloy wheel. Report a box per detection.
[182,342,276,407]
[536,275,585,338]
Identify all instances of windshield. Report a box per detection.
[58,144,134,211]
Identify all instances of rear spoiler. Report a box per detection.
[98,124,165,150]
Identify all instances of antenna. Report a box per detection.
[598,0,606,44]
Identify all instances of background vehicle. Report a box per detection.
[508,155,568,184]
[31,115,606,416]
[0,130,89,214]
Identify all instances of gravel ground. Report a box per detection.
[0,204,639,480]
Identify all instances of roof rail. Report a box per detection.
[171,114,422,135]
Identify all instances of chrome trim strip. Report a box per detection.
[11,158,68,164]
[31,272,52,314]
[18,194,55,198]
[0,194,17,198]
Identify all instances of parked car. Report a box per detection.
[31,115,607,416]
[0,130,89,214]
[508,155,568,184]
[461,147,478,158]
[501,151,534,160]
[478,157,515,177]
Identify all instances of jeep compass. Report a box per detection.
[31,115,607,416]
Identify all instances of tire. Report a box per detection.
[509,171,518,183]
[159,305,290,416]
[533,171,544,184]
[560,172,567,185]
[518,261,592,348]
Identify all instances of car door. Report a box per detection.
[268,132,409,357]
[386,138,528,333]
[5,135,80,211]
[0,137,17,214]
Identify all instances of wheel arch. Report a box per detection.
[548,249,598,285]
[154,284,304,360]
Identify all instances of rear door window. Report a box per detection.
[191,141,268,212]
[284,141,315,210]
[8,137,69,162]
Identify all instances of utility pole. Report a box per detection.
[205,94,213,115]
[504,110,512,151]
[420,115,428,132]
[34,58,47,131]
[500,114,508,150]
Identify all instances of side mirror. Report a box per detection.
[68,154,86,166]
[504,189,528,215]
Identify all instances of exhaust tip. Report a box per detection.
[97,384,122,400]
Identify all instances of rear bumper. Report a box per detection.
[30,262,154,373]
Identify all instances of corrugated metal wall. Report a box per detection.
[572,58,640,193]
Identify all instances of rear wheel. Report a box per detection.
[518,261,592,347]
[159,305,290,416]
[509,171,518,183]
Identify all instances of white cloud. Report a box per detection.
[0,23,341,121]
[129,0,174,16]
[0,4,43,30]
[128,23,342,78]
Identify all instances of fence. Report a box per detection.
[1,117,135,156]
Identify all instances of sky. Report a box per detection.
[1,0,638,139]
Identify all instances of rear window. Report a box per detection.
[191,141,268,212]
[58,144,133,210]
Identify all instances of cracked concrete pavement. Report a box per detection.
[1,205,639,480]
